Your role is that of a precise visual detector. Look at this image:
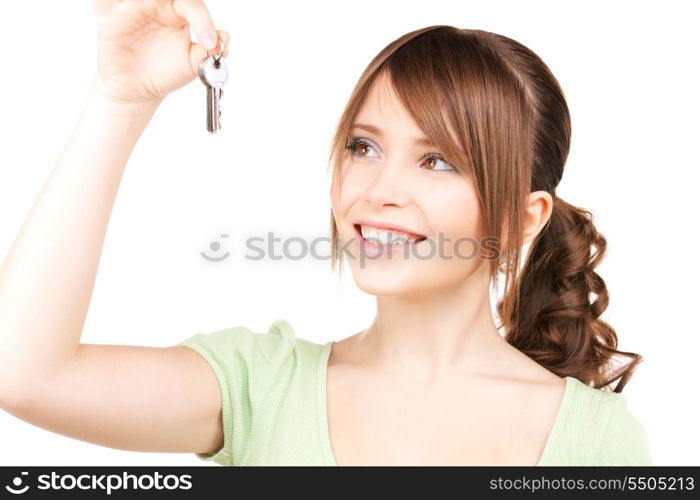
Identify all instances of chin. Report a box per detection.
[354,280,420,298]
[350,266,431,297]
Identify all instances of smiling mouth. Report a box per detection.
[353,224,428,245]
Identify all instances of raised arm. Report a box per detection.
[0,0,231,455]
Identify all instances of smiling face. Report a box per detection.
[330,71,489,297]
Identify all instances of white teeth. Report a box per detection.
[360,225,418,245]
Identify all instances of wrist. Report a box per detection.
[88,78,163,119]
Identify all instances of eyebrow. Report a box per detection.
[351,123,435,147]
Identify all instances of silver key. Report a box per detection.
[198,55,228,133]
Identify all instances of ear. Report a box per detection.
[522,191,554,246]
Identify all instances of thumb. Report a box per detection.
[189,29,229,77]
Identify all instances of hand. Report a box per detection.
[91,0,230,105]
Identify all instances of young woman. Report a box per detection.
[0,0,652,466]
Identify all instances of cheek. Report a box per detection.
[427,182,484,258]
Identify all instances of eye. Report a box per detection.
[345,137,380,159]
[420,153,457,173]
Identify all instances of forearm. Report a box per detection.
[0,82,161,383]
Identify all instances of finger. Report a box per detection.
[188,29,230,76]
[218,30,230,58]
[172,0,218,49]
[201,29,229,57]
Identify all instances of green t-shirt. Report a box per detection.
[177,319,653,466]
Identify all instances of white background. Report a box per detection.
[0,0,697,465]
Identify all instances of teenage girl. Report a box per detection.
[0,0,652,466]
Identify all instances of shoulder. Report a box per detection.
[177,318,325,369]
[176,318,329,395]
[176,319,328,465]
[561,378,653,465]
[594,390,654,465]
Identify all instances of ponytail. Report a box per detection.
[497,196,642,392]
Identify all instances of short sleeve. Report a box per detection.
[596,395,654,465]
[176,319,297,466]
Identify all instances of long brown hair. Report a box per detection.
[326,25,641,392]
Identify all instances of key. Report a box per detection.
[198,55,228,133]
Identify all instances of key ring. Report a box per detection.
[206,34,225,63]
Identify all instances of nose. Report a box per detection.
[363,156,410,208]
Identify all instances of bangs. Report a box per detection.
[384,46,472,177]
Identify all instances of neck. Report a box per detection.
[358,266,507,383]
